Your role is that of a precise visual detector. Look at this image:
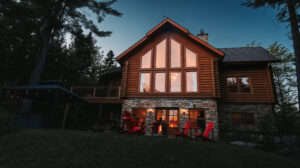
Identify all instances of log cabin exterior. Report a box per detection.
[72,18,279,140]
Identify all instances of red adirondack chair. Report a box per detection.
[194,121,214,141]
[173,121,192,138]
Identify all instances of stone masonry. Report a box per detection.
[122,98,219,140]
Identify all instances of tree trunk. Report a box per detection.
[20,21,51,113]
[287,2,300,110]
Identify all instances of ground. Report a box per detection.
[0,129,299,168]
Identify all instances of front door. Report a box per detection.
[155,108,179,136]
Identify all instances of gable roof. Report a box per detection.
[219,47,280,63]
[116,18,224,62]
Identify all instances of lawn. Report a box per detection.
[0,129,299,168]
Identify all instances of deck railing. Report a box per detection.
[71,86,121,99]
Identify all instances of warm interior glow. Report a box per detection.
[170,39,181,67]
[141,50,152,68]
[170,72,181,92]
[140,73,151,92]
[186,72,197,92]
[186,48,197,67]
[155,73,165,92]
[155,39,166,68]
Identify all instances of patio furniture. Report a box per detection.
[173,121,192,138]
[194,121,214,141]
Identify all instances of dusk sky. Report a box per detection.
[92,0,293,56]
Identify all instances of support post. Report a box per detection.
[62,103,69,129]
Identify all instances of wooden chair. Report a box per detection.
[173,121,192,138]
[194,121,214,141]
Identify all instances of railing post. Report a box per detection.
[118,86,121,99]
[93,87,96,97]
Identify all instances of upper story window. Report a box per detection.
[186,71,197,92]
[185,48,197,67]
[141,50,152,69]
[226,76,251,93]
[239,77,251,93]
[155,39,166,68]
[155,72,166,92]
[140,72,151,92]
[227,77,238,93]
[170,39,181,68]
[170,72,181,92]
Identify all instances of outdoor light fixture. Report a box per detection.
[147,108,154,113]
[180,108,188,115]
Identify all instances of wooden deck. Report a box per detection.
[71,86,123,104]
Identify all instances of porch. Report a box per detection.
[71,86,123,131]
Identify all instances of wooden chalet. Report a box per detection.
[72,18,279,139]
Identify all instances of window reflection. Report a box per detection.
[141,50,152,68]
[170,72,181,92]
[140,73,151,92]
[155,73,165,92]
[186,72,197,92]
[156,39,166,68]
[170,39,181,68]
[186,49,197,67]
[239,77,251,93]
[227,77,238,93]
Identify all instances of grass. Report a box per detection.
[0,129,299,168]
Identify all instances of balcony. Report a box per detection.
[71,86,122,103]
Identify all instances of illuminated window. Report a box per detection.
[155,39,166,68]
[155,73,165,92]
[170,72,181,92]
[169,109,178,128]
[231,113,254,125]
[139,73,151,92]
[186,72,197,92]
[189,109,205,129]
[226,77,238,93]
[141,50,152,68]
[170,39,181,68]
[156,109,167,122]
[186,48,197,67]
[239,77,251,93]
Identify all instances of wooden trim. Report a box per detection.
[116,18,224,62]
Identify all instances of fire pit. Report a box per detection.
[152,118,167,135]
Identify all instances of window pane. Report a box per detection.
[170,72,181,92]
[169,109,178,128]
[186,72,197,92]
[227,77,238,93]
[155,73,165,92]
[171,39,181,68]
[156,39,166,68]
[140,73,151,92]
[186,48,197,67]
[141,50,152,68]
[239,77,251,93]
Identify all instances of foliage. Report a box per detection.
[0,130,299,168]
[269,42,298,134]
[243,0,300,110]
[0,0,122,86]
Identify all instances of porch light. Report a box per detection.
[180,108,188,115]
[147,108,154,113]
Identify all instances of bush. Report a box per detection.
[0,110,19,136]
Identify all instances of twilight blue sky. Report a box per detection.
[92,0,293,56]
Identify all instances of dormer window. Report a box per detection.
[155,39,166,68]
[170,39,181,68]
[141,50,152,69]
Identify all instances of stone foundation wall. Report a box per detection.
[218,103,275,139]
[122,98,219,140]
